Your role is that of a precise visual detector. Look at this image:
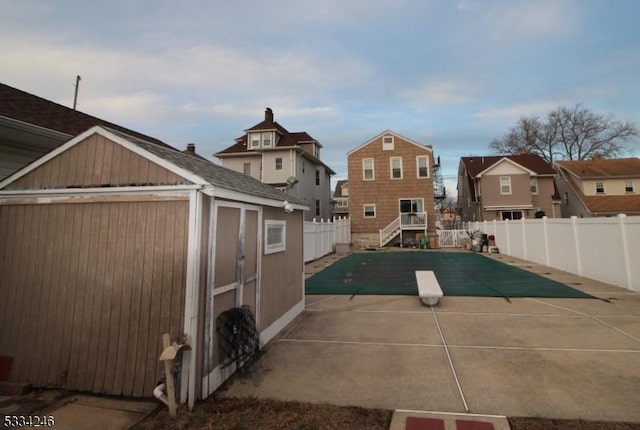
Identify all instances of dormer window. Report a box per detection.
[262,132,272,147]
[383,136,394,150]
[249,131,274,149]
[250,133,260,149]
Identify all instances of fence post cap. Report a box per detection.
[617,213,627,218]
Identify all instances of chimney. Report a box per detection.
[185,143,196,155]
[265,107,273,122]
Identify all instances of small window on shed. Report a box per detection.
[265,220,286,254]
[383,136,394,150]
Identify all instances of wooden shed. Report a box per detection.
[0,126,307,407]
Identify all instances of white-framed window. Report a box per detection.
[390,157,403,179]
[363,158,374,181]
[250,133,260,149]
[262,132,272,147]
[500,176,512,195]
[416,156,430,178]
[264,219,286,254]
[363,204,376,218]
[243,162,251,176]
[382,136,394,150]
[530,177,538,194]
[595,182,605,194]
[275,157,283,170]
[625,181,635,193]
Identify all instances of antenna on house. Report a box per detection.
[73,75,81,110]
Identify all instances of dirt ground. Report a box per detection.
[132,396,640,430]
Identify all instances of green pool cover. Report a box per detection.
[305,251,593,299]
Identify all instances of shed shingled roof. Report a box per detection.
[106,128,305,205]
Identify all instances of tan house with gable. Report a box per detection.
[458,154,561,221]
[347,130,436,248]
[555,157,640,217]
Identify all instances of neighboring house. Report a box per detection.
[0,82,171,180]
[458,154,561,222]
[555,157,640,217]
[215,108,335,221]
[347,130,436,248]
[0,125,308,407]
[439,205,462,229]
[333,179,349,217]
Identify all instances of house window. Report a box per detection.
[363,204,376,218]
[625,181,634,193]
[530,177,538,194]
[500,176,512,195]
[250,133,260,149]
[383,136,394,150]
[390,157,403,179]
[243,162,251,176]
[315,169,320,186]
[564,192,569,205]
[595,182,605,194]
[501,211,522,220]
[363,158,374,181]
[315,199,320,217]
[264,220,286,254]
[416,156,430,178]
[275,157,283,170]
[262,132,272,147]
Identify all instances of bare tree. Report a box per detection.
[490,104,638,162]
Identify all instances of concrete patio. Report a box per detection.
[223,251,640,424]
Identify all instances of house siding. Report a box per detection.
[220,155,262,181]
[0,199,189,396]
[348,133,435,243]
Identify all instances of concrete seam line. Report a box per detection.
[447,345,640,353]
[430,311,589,318]
[305,295,338,307]
[394,409,507,419]
[431,306,470,413]
[527,298,589,316]
[278,338,444,348]
[590,316,640,344]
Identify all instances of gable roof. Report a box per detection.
[333,180,348,197]
[347,130,432,156]
[0,126,306,208]
[216,108,321,155]
[461,154,555,177]
[0,83,170,148]
[555,158,640,179]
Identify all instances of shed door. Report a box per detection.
[202,201,261,397]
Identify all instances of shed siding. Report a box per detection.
[6,134,189,189]
[259,207,303,330]
[0,199,188,396]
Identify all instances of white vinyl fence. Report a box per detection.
[304,217,351,263]
[464,215,640,292]
[437,229,471,247]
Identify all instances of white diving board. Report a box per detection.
[415,270,443,306]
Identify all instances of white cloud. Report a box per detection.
[473,100,563,123]
[402,79,480,105]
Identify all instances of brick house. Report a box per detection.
[215,108,334,221]
[555,157,640,217]
[347,130,436,248]
[458,154,561,221]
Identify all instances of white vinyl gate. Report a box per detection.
[437,229,470,247]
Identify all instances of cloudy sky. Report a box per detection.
[2,0,639,196]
